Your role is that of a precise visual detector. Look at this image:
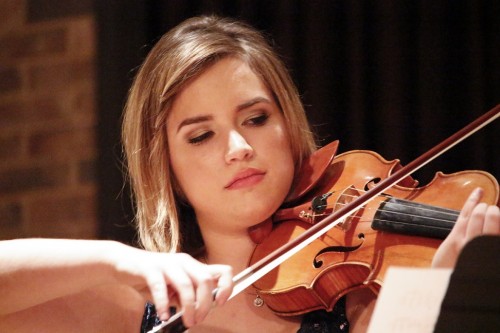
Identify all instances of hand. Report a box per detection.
[432,187,500,268]
[110,245,233,328]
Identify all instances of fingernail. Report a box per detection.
[471,187,483,200]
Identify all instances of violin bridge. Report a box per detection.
[334,186,362,231]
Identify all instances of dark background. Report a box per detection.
[95,1,499,244]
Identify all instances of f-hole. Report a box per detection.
[313,233,365,268]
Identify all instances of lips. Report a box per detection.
[225,168,266,189]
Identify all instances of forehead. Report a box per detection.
[168,57,271,118]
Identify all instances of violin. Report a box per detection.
[150,105,498,332]
[250,140,498,316]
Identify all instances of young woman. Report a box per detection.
[122,15,499,333]
[0,15,498,333]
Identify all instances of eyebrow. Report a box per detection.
[176,96,272,133]
[236,96,271,110]
[176,115,213,133]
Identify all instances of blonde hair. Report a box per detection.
[122,16,316,253]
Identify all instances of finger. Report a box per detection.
[209,265,234,306]
[165,268,197,327]
[179,259,216,323]
[452,187,484,237]
[465,203,488,239]
[144,271,170,321]
[191,270,216,324]
[484,205,500,235]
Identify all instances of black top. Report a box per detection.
[141,296,349,333]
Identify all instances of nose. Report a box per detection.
[225,130,253,163]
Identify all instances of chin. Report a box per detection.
[243,200,282,224]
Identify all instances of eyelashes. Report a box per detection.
[186,112,270,145]
[245,113,269,126]
[188,131,214,145]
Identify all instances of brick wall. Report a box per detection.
[0,0,97,240]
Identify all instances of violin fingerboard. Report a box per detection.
[371,197,459,239]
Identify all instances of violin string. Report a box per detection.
[323,196,459,224]
[315,190,459,225]
[314,209,457,225]
[318,204,458,226]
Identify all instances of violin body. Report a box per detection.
[250,141,499,316]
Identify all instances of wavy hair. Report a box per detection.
[122,16,316,253]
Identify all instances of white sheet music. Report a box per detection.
[367,266,452,333]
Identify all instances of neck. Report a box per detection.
[201,225,258,274]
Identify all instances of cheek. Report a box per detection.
[272,123,293,161]
[266,125,295,189]
[170,148,216,204]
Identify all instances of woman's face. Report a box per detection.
[166,57,295,235]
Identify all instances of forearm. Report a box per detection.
[0,238,235,328]
[0,284,146,333]
[0,238,121,315]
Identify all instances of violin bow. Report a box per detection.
[150,104,499,333]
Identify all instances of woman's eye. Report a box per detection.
[245,113,269,126]
[188,131,213,145]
